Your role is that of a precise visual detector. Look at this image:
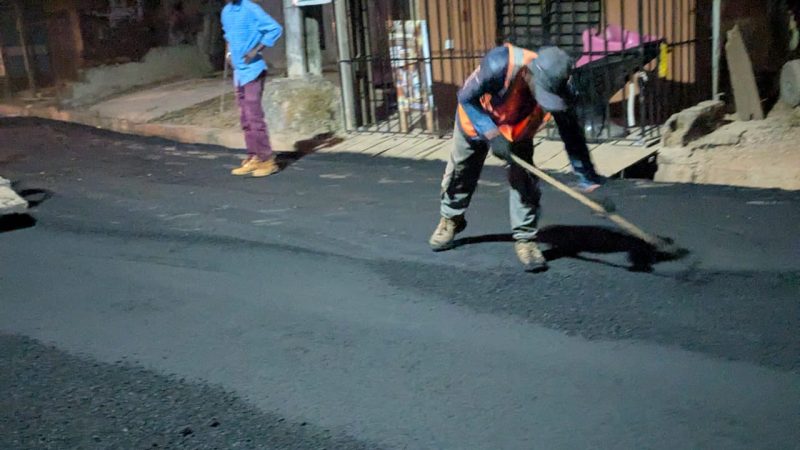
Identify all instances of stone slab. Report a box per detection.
[590,144,658,177]
[0,177,27,215]
[725,25,764,121]
[780,59,800,107]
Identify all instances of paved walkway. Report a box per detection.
[320,132,657,177]
[89,78,227,123]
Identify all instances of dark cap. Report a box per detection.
[529,46,574,112]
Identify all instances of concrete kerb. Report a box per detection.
[0,103,338,156]
[4,102,800,191]
[0,103,247,150]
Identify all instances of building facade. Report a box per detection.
[335,0,797,142]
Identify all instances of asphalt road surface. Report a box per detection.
[1,118,798,449]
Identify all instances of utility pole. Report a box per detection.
[712,0,722,99]
[334,0,356,130]
[283,0,306,77]
[12,0,36,94]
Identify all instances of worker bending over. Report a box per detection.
[430,44,605,272]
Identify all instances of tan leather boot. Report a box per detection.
[251,157,280,177]
[514,240,548,272]
[231,156,259,175]
[429,215,467,251]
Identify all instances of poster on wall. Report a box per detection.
[388,20,435,132]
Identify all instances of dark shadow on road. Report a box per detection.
[0,214,36,233]
[276,132,344,171]
[452,225,688,272]
[538,225,687,272]
[451,233,515,247]
[18,188,53,208]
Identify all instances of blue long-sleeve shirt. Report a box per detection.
[457,45,598,178]
[221,0,283,86]
[458,46,593,162]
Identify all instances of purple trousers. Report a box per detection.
[236,72,272,160]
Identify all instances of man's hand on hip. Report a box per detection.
[244,46,263,63]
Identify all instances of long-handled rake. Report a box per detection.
[509,153,683,256]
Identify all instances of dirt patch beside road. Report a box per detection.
[657,104,800,189]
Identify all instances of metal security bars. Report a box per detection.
[338,0,497,136]
[336,0,711,143]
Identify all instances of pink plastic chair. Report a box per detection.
[576,25,659,67]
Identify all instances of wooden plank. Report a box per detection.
[533,140,564,167]
[539,151,572,172]
[421,146,452,162]
[725,25,764,121]
[362,136,411,155]
[356,135,399,154]
[325,134,388,153]
[384,137,442,158]
[589,144,657,177]
[417,140,451,158]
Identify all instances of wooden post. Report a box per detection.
[12,0,36,94]
[304,15,322,76]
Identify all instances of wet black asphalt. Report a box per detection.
[1,118,798,449]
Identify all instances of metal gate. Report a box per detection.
[337,0,711,143]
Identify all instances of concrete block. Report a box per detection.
[262,76,341,139]
[780,59,800,107]
[661,100,726,147]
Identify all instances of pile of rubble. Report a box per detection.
[655,60,800,191]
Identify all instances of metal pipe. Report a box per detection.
[334,0,357,130]
[711,0,721,99]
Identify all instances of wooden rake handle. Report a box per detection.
[509,154,667,248]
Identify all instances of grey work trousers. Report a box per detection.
[440,129,540,241]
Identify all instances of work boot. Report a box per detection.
[251,157,279,177]
[428,215,467,251]
[514,240,548,272]
[231,156,259,175]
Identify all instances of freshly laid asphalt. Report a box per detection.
[1,118,798,449]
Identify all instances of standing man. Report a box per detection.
[222,0,283,177]
[429,44,606,272]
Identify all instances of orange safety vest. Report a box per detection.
[457,44,552,142]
